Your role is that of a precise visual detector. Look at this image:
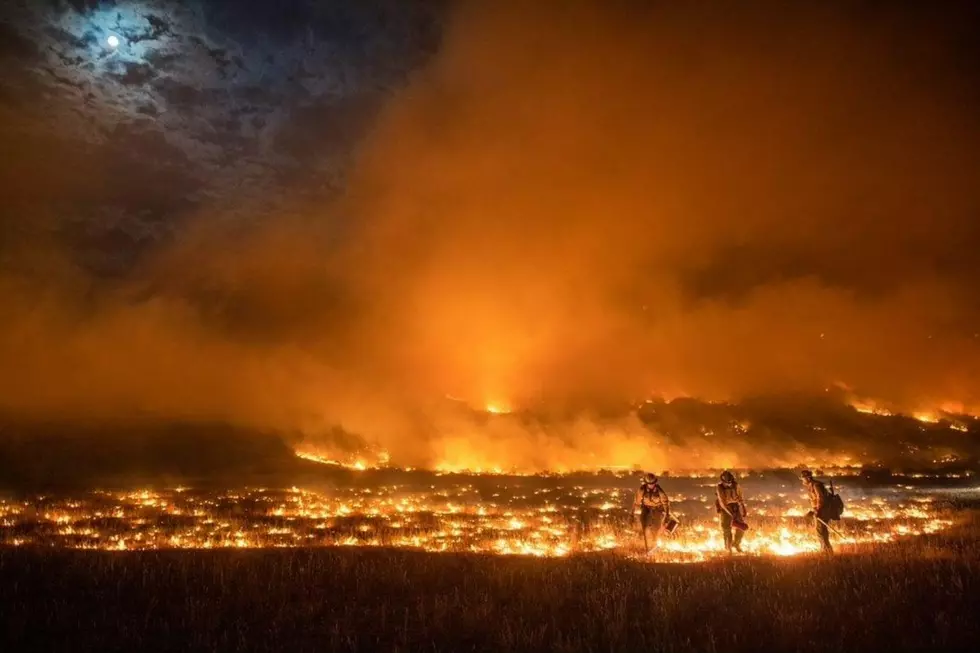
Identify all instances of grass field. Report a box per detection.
[2,512,979,653]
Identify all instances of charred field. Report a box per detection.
[2,514,980,653]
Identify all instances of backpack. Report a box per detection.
[826,481,845,521]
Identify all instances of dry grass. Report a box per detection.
[1,515,979,653]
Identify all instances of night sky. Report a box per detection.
[1,1,980,461]
[1,0,444,272]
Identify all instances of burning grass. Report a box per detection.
[0,476,959,561]
[1,515,979,652]
[2,474,976,650]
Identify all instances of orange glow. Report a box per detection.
[289,390,978,476]
[912,411,940,424]
[485,401,511,415]
[294,445,867,477]
[849,399,893,417]
[3,2,980,468]
[845,395,980,424]
[0,483,956,562]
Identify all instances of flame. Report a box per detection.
[293,393,978,477]
[846,396,980,424]
[295,449,390,471]
[293,446,868,477]
[912,411,940,424]
[0,478,957,562]
[849,399,892,417]
[485,401,511,415]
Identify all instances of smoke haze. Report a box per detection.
[2,1,980,471]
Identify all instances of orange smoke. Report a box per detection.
[1,2,980,474]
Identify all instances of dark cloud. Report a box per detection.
[108,59,156,85]
[0,20,37,59]
[0,0,444,272]
[274,94,382,164]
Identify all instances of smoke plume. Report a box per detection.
[2,1,980,471]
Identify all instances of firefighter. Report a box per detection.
[632,472,671,553]
[716,470,747,553]
[800,469,833,553]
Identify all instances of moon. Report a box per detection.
[107,34,120,48]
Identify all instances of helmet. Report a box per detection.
[800,469,813,480]
[720,470,735,483]
[644,472,658,484]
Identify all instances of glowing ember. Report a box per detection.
[0,475,957,562]
[290,394,978,479]
[849,398,893,416]
[295,449,389,470]
[845,397,980,425]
